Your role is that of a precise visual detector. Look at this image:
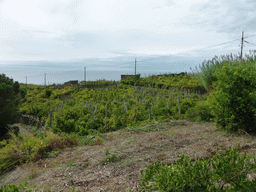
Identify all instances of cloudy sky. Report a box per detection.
[0,0,256,83]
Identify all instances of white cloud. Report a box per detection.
[184,0,256,34]
[165,0,175,7]
[0,0,254,63]
[1,0,49,28]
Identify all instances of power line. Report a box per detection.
[5,33,255,84]
[27,74,45,78]
[244,34,256,39]
[244,40,256,47]
[26,69,81,78]
[136,38,241,64]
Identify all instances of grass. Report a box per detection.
[66,161,75,167]
[1,122,256,191]
[100,152,127,165]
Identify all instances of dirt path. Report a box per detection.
[1,122,256,191]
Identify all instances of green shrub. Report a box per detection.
[209,61,256,133]
[52,108,80,133]
[185,100,214,122]
[139,145,256,191]
[0,132,77,174]
[179,98,196,114]
[0,74,20,137]
[0,182,37,192]
[44,88,53,98]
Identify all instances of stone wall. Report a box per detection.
[20,115,46,128]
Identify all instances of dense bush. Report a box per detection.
[185,100,214,122]
[0,74,20,137]
[139,145,256,191]
[209,61,256,133]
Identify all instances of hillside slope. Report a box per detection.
[1,121,256,191]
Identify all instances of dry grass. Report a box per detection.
[1,121,256,191]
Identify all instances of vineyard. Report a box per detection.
[19,74,208,136]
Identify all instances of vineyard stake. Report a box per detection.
[177,96,180,115]
[105,105,107,129]
[89,102,95,122]
[148,101,151,120]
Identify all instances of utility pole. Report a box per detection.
[84,67,86,84]
[44,73,46,86]
[240,31,244,63]
[25,76,27,86]
[134,58,137,86]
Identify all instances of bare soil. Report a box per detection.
[1,121,256,192]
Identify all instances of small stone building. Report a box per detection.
[121,75,135,81]
[64,80,79,85]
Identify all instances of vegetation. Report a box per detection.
[209,61,256,133]
[0,132,78,174]
[0,182,37,192]
[121,73,205,93]
[192,50,256,91]
[19,83,202,136]
[0,74,21,138]
[140,145,256,191]
[2,50,256,190]
[0,183,75,192]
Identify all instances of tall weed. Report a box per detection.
[192,51,256,91]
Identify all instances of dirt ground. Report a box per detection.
[1,121,256,191]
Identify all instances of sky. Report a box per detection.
[0,0,256,84]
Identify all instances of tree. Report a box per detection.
[0,74,20,137]
[209,62,256,133]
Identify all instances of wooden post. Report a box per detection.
[56,103,59,113]
[105,105,107,128]
[148,101,151,120]
[177,96,180,115]
[84,67,86,84]
[124,100,128,113]
[49,107,53,128]
[172,93,174,106]
[134,58,137,86]
[60,102,64,114]
[89,102,95,122]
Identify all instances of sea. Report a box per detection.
[0,56,205,85]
